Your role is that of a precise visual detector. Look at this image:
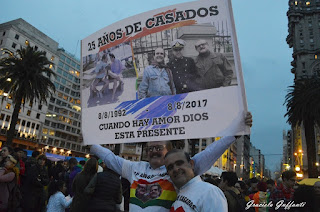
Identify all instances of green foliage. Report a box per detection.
[0,45,56,145]
[284,77,320,127]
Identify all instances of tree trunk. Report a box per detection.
[304,120,318,178]
[6,95,22,147]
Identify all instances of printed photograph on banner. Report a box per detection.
[81,0,248,144]
[82,41,136,108]
[133,22,238,100]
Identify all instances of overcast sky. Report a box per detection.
[1,0,293,174]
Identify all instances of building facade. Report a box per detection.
[287,0,320,175]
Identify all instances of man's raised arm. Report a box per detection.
[91,144,124,175]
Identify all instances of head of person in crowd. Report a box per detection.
[68,157,78,170]
[257,182,267,192]
[235,180,247,194]
[281,170,296,189]
[109,53,115,63]
[5,154,18,171]
[32,150,40,158]
[171,39,186,59]
[37,154,47,167]
[82,157,98,176]
[314,181,320,196]
[79,160,86,167]
[48,179,67,197]
[249,177,259,193]
[219,171,238,191]
[153,48,165,65]
[164,149,195,189]
[149,184,162,199]
[195,39,210,55]
[146,140,173,169]
[1,145,14,159]
[14,147,24,160]
[266,179,275,193]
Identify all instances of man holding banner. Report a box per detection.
[90,112,252,211]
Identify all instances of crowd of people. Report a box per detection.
[0,147,125,212]
[2,140,319,211]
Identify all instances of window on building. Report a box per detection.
[66,57,71,64]
[36,113,40,119]
[21,120,25,126]
[45,120,50,126]
[35,46,38,51]
[0,40,3,45]
[5,115,10,122]
[49,130,55,136]
[29,102,33,107]
[38,105,42,110]
[27,110,31,116]
[43,128,48,134]
[51,56,55,61]
[57,68,63,75]
[58,61,64,68]
[31,123,35,129]
[36,124,40,130]
[2,31,5,36]
[0,113,4,120]
[26,122,30,128]
[25,40,29,45]
[15,34,19,40]
[12,42,17,49]
[5,103,11,109]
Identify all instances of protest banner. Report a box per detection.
[81,0,249,145]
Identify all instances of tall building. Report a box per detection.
[0,19,58,149]
[0,18,88,156]
[287,0,320,175]
[235,135,251,180]
[40,48,86,156]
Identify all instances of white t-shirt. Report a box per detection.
[170,176,227,212]
[91,136,235,212]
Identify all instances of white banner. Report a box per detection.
[81,0,249,145]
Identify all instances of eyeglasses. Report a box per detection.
[196,43,207,48]
[146,145,166,152]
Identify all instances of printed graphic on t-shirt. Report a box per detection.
[170,206,185,212]
[130,179,177,209]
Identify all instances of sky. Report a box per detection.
[1,0,293,173]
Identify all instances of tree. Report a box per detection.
[0,46,55,146]
[284,77,320,178]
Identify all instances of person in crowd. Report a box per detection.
[86,160,122,212]
[269,170,296,212]
[79,160,86,169]
[67,157,82,197]
[22,154,49,212]
[70,157,98,212]
[235,180,248,200]
[46,179,72,212]
[252,182,270,212]
[121,177,130,212]
[248,177,259,196]
[167,39,200,93]
[292,184,314,212]
[219,171,248,212]
[266,179,275,194]
[164,149,227,211]
[0,154,20,211]
[313,181,320,211]
[22,150,28,163]
[0,146,14,167]
[194,39,233,89]
[91,112,252,212]
[138,47,176,98]
[14,147,25,186]
[25,150,40,170]
[51,160,67,181]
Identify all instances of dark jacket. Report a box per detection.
[70,171,95,212]
[22,163,49,211]
[86,169,122,212]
